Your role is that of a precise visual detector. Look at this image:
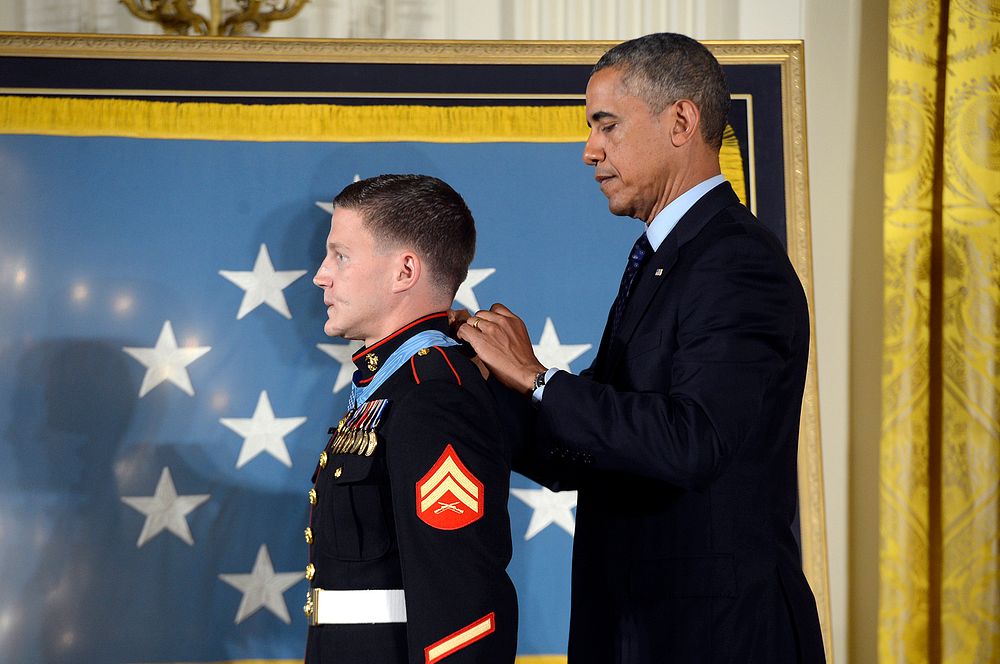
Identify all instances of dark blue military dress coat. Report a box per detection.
[305,313,517,664]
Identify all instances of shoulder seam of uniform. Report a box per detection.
[433,346,462,386]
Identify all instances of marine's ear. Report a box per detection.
[391,250,421,294]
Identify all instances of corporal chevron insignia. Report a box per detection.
[424,612,496,663]
[416,444,484,530]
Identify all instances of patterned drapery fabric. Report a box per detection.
[880,1,999,662]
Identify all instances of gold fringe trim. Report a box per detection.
[720,123,747,206]
[0,96,586,142]
[0,95,746,201]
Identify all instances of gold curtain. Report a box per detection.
[881,0,999,662]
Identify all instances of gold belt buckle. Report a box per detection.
[303,588,320,626]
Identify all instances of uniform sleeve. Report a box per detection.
[385,379,517,664]
[539,232,807,490]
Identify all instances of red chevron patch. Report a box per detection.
[416,444,483,530]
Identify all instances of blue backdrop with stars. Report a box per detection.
[0,134,639,662]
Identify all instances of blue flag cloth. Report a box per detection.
[0,134,630,663]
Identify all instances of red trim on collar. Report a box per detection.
[352,312,450,362]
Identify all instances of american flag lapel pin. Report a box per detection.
[654,268,664,276]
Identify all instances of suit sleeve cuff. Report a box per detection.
[531,367,563,403]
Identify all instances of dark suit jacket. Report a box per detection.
[517,182,825,663]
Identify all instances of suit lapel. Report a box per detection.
[609,182,741,365]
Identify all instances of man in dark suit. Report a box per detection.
[457,33,826,663]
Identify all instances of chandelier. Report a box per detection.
[120,0,308,36]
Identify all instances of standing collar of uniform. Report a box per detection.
[644,174,728,251]
[351,312,452,384]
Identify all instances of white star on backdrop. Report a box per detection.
[316,340,365,393]
[218,544,303,624]
[219,391,307,468]
[122,320,211,398]
[454,267,496,312]
[120,467,211,547]
[510,486,578,540]
[219,244,307,320]
[532,317,592,371]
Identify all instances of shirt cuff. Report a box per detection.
[531,367,562,402]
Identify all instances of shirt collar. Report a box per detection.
[351,312,452,385]
[644,174,727,251]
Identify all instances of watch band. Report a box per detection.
[531,369,548,393]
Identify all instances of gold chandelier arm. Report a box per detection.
[119,0,159,22]
[208,0,222,35]
[170,0,210,35]
[119,0,209,35]
[223,0,308,35]
[261,0,309,22]
[121,0,305,36]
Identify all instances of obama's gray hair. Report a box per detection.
[593,33,730,151]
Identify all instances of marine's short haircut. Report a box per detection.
[332,174,475,298]
[593,32,731,151]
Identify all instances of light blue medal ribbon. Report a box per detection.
[349,330,459,409]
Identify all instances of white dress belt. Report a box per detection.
[306,588,408,626]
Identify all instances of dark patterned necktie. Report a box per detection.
[610,233,653,340]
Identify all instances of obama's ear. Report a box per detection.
[668,99,701,148]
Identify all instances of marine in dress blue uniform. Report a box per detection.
[307,172,517,664]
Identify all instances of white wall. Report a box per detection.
[1,2,888,661]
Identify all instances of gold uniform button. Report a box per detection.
[334,467,343,478]
[305,563,315,581]
[308,488,317,505]
[319,451,328,469]
[417,347,430,356]
[304,527,313,544]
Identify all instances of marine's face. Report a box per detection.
[313,207,396,341]
[583,66,676,222]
